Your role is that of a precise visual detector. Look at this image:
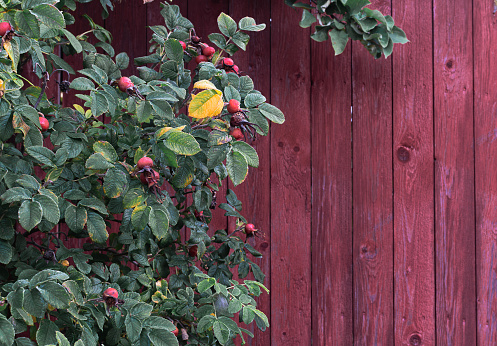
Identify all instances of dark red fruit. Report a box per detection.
[179,41,186,50]
[195,55,208,64]
[231,65,240,74]
[222,58,234,67]
[117,77,134,92]
[189,245,198,257]
[202,46,215,57]
[245,223,256,234]
[39,117,49,131]
[140,170,159,185]
[103,288,118,299]
[230,128,244,141]
[227,99,240,114]
[172,326,179,336]
[137,156,154,169]
[0,22,12,36]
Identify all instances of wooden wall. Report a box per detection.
[64,0,497,344]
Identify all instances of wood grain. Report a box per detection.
[352,0,394,344]
[474,0,497,344]
[270,2,312,345]
[392,0,435,344]
[310,21,353,346]
[433,0,476,343]
[227,1,272,345]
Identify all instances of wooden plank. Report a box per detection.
[270,2,311,345]
[473,0,497,344]
[392,0,435,345]
[226,1,271,345]
[187,0,229,236]
[310,25,353,346]
[352,0,394,343]
[433,0,476,343]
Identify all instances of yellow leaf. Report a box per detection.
[188,89,224,119]
[3,41,16,72]
[193,80,218,90]
[73,104,85,115]
[155,125,186,139]
[12,112,29,137]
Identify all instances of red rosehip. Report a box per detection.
[227,99,240,114]
[39,117,49,131]
[103,288,118,299]
[179,40,186,50]
[140,170,159,185]
[189,245,198,257]
[172,326,179,336]
[231,65,240,74]
[137,156,154,169]
[0,22,12,36]
[117,77,134,92]
[230,128,244,141]
[245,223,256,234]
[222,58,234,67]
[202,46,215,57]
[195,55,208,64]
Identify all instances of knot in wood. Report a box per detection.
[397,146,411,163]
[359,240,376,260]
[409,334,422,345]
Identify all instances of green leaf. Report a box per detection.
[232,141,259,167]
[23,0,58,9]
[217,12,237,37]
[389,26,409,43]
[165,38,183,63]
[37,281,71,309]
[329,29,349,55]
[226,151,248,187]
[228,298,242,314]
[36,320,58,346]
[299,10,317,28]
[207,144,230,170]
[213,321,230,345]
[1,187,32,204]
[125,316,142,342]
[208,33,227,49]
[164,131,201,156]
[238,17,266,32]
[33,194,60,224]
[18,200,42,231]
[79,197,108,215]
[90,91,108,116]
[198,278,215,293]
[26,146,55,167]
[16,174,40,190]
[148,206,169,240]
[15,10,40,37]
[30,4,65,28]
[49,53,75,74]
[343,0,371,14]
[131,205,150,231]
[0,240,12,264]
[55,331,70,346]
[104,168,128,198]
[61,28,82,53]
[85,153,114,170]
[143,316,176,331]
[148,329,179,346]
[23,288,47,318]
[123,188,147,209]
[116,52,129,70]
[130,302,153,320]
[258,103,285,124]
[0,314,15,346]
[232,31,250,51]
[69,77,95,91]
[86,211,108,243]
[65,204,87,231]
[29,270,69,289]
[171,157,195,189]
[93,141,118,162]
[244,93,266,108]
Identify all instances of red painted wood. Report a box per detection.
[227,1,272,345]
[310,25,353,346]
[392,0,435,344]
[352,0,394,343]
[474,0,497,344]
[270,2,311,345]
[433,0,476,344]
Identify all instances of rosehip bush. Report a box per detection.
[0,1,282,345]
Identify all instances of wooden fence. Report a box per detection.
[62,0,497,344]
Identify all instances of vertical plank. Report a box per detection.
[105,0,148,77]
[227,1,271,345]
[474,0,497,344]
[311,26,353,346]
[352,0,394,343]
[392,0,435,344]
[433,0,476,343]
[187,0,230,235]
[270,2,311,345]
